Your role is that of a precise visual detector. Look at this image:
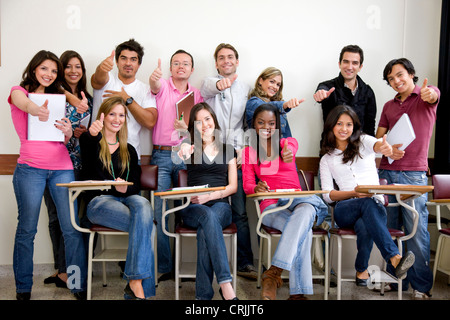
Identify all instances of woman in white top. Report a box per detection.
[319,105,415,285]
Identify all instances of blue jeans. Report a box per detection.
[87,194,155,298]
[180,202,233,300]
[262,203,316,295]
[378,169,433,293]
[12,163,87,294]
[334,197,400,273]
[150,149,186,273]
[232,169,254,269]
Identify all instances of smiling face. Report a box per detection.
[333,113,354,149]
[254,110,277,141]
[170,53,194,81]
[195,108,216,141]
[104,103,126,135]
[339,51,362,83]
[386,63,416,100]
[64,57,83,90]
[259,75,282,99]
[34,59,58,91]
[215,48,239,77]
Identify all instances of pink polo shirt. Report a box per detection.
[378,85,439,171]
[8,86,73,170]
[152,77,203,146]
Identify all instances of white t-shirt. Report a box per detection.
[92,72,156,158]
[319,134,384,204]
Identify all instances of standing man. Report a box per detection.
[149,49,203,281]
[91,39,157,159]
[314,45,377,137]
[377,58,439,299]
[201,43,257,279]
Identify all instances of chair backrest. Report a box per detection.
[140,164,158,191]
[298,170,315,191]
[432,174,450,200]
[178,169,188,188]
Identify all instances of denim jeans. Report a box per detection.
[12,163,87,294]
[378,169,433,292]
[334,197,400,273]
[150,149,186,274]
[87,194,155,298]
[262,203,316,295]
[180,202,233,300]
[231,169,254,269]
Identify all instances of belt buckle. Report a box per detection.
[171,145,180,152]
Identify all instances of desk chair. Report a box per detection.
[427,174,450,293]
[86,164,158,300]
[254,170,329,300]
[164,169,237,300]
[329,179,417,300]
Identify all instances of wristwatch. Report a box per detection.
[125,97,134,106]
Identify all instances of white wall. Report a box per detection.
[0,0,442,265]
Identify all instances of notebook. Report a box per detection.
[176,91,195,126]
[386,113,416,164]
[28,93,66,142]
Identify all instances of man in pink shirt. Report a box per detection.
[149,49,203,280]
[376,58,439,299]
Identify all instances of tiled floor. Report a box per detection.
[0,262,448,301]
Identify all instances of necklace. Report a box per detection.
[107,137,119,145]
[110,159,130,181]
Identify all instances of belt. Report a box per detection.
[153,145,180,151]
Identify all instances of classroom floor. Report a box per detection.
[0,260,448,301]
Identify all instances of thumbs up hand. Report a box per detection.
[420,78,438,103]
[76,91,89,114]
[99,50,115,73]
[38,99,50,122]
[313,87,335,102]
[89,112,104,136]
[283,97,305,110]
[281,139,294,163]
[216,74,238,91]
[378,134,393,157]
[150,58,163,83]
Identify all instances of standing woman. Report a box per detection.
[245,67,305,139]
[319,105,415,286]
[177,102,238,300]
[79,97,155,300]
[8,50,87,300]
[43,50,93,288]
[241,103,328,300]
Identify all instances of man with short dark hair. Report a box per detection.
[91,39,157,159]
[314,45,377,137]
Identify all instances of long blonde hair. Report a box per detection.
[97,97,130,177]
[249,67,284,101]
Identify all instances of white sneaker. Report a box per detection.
[372,283,392,292]
[413,289,431,299]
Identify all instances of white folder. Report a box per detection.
[386,113,416,164]
[27,93,66,142]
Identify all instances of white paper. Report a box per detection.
[386,113,416,164]
[28,93,66,142]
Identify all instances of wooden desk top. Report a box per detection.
[355,184,434,195]
[247,190,328,199]
[155,186,225,197]
[56,180,133,188]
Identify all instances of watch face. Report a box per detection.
[126,97,133,105]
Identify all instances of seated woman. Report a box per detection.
[177,102,238,300]
[319,105,415,286]
[79,97,155,300]
[246,67,305,139]
[241,103,328,300]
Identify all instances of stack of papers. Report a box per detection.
[386,113,416,164]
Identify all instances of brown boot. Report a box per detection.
[261,266,283,300]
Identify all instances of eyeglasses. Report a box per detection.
[171,62,191,67]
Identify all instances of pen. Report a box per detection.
[179,112,184,121]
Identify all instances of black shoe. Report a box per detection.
[395,251,415,279]
[73,291,87,300]
[219,288,239,300]
[124,283,145,300]
[44,274,67,288]
[355,275,368,287]
[16,292,31,300]
[158,272,173,282]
